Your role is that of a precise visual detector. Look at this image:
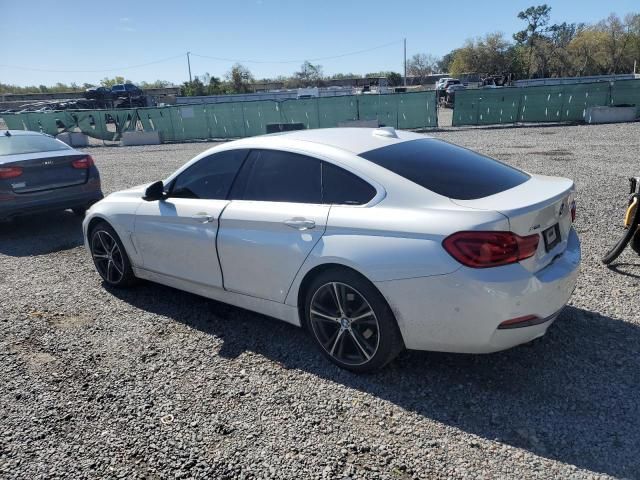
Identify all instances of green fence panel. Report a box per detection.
[452,80,636,126]
[2,113,29,130]
[174,105,210,140]
[397,91,437,128]
[280,98,320,129]
[356,95,381,124]
[611,79,640,107]
[318,96,358,127]
[561,82,610,121]
[518,85,566,122]
[242,100,282,136]
[475,89,521,125]
[137,107,178,142]
[207,102,246,138]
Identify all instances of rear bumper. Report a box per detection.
[0,181,103,219]
[375,228,581,354]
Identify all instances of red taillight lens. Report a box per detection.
[443,231,540,268]
[72,155,94,169]
[570,200,576,222]
[0,166,23,179]
[498,314,540,329]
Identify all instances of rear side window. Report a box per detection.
[230,149,321,203]
[359,139,529,200]
[322,162,376,205]
[0,134,71,156]
[171,149,248,199]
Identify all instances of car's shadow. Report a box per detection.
[110,283,640,478]
[0,211,84,257]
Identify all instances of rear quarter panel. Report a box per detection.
[284,203,510,306]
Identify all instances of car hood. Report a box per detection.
[107,183,150,199]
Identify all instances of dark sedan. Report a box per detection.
[0,130,103,221]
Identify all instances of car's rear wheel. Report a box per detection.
[89,221,136,288]
[303,268,404,373]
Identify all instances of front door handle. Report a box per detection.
[192,214,214,223]
[284,218,316,230]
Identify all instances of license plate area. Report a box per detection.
[543,224,561,252]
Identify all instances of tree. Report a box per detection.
[294,61,323,87]
[100,76,127,87]
[406,53,438,82]
[180,78,205,96]
[225,63,254,93]
[513,4,552,77]
[386,72,403,86]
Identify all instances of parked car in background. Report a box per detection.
[111,84,143,98]
[444,84,467,107]
[83,127,580,372]
[84,86,113,101]
[0,130,103,221]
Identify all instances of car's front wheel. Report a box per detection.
[89,221,136,288]
[304,268,404,373]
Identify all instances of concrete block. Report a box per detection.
[56,132,89,147]
[338,119,380,128]
[586,106,637,124]
[120,131,162,146]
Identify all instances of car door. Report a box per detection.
[217,149,330,302]
[133,149,248,288]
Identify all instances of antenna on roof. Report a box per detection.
[372,127,398,139]
[4,131,11,137]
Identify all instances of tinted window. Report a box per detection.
[359,139,529,200]
[0,134,71,156]
[171,149,247,200]
[230,149,321,203]
[322,162,376,205]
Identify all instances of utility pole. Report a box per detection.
[187,52,192,83]
[403,38,407,87]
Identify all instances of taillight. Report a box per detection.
[570,200,576,222]
[0,166,23,179]
[72,155,94,169]
[443,231,540,268]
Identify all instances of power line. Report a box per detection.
[0,54,185,73]
[189,40,403,64]
[0,40,403,75]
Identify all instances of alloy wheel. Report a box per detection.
[309,282,380,366]
[91,230,125,284]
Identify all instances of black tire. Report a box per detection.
[303,267,404,373]
[89,221,137,288]
[631,230,640,256]
[602,195,640,265]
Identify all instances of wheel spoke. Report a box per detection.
[97,231,109,253]
[310,309,339,323]
[349,309,374,323]
[331,283,346,317]
[92,253,109,260]
[111,259,123,275]
[107,260,114,282]
[349,329,372,361]
[329,328,345,356]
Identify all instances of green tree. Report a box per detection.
[406,53,438,82]
[100,76,127,87]
[226,63,254,93]
[513,4,552,77]
[294,61,323,87]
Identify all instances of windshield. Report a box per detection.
[0,134,71,156]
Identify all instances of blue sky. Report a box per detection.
[1,0,638,86]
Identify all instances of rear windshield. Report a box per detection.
[359,139,529,200]
[0,134,71,156]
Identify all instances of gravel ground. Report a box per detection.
[1,122,640,480]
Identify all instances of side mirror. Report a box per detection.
[143,181,165,201]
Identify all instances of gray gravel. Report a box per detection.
[1,122,640,480]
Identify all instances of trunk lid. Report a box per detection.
[452,174,575,272]
[2,151,90,194]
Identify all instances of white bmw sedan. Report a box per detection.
[83,127,580,372]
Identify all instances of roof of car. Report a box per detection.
[237,127,431,155]
[2,130,44,137]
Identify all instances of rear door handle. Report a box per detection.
[192,214,214,223]
[284,218,316,230]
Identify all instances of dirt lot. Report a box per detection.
[1,122,640,479]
